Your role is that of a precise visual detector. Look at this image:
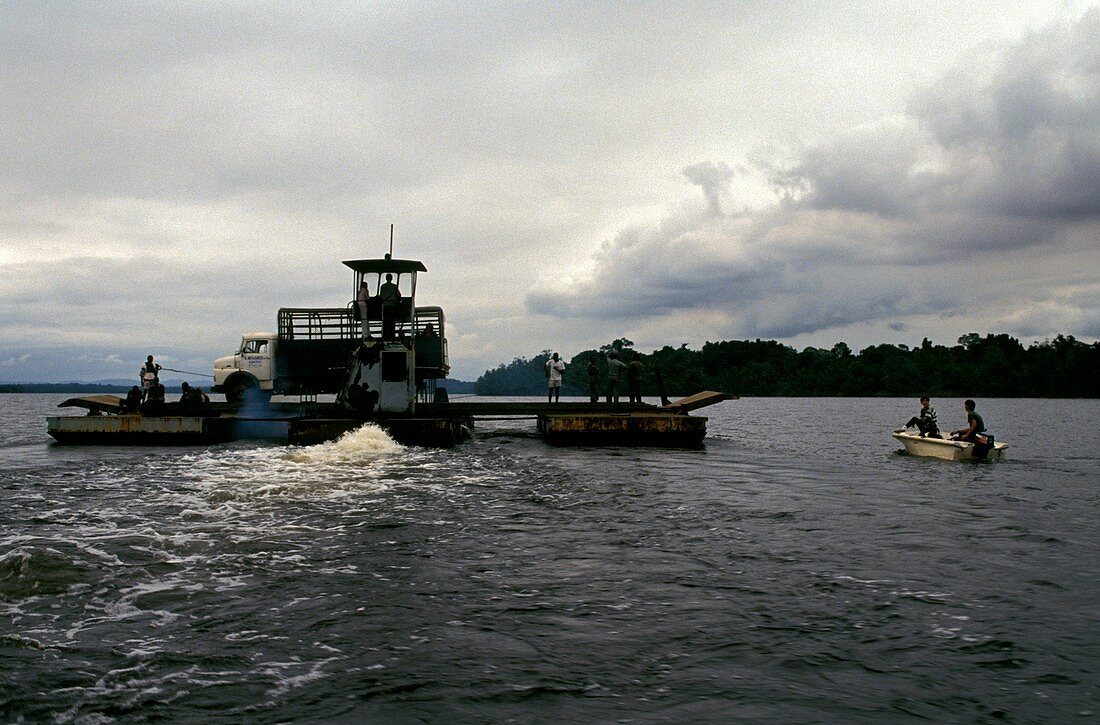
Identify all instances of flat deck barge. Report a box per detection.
[47,392,735,447]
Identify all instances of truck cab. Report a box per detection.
[213,333,277,403]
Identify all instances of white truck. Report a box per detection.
[212,256,449,410]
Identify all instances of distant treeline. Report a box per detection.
[440,379,476,394]
[473,334,1100,398]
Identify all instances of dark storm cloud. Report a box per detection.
[530,11,1100,341]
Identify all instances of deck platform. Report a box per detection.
[47,393,735,447]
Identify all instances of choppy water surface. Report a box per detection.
[2,394,1098,722]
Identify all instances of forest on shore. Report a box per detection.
[472,333,1100,398]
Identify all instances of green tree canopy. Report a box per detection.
[472,334,1100,398]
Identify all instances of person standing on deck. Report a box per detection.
[586,356,600,404]
[606,352,626,403]
[356,280,371,338]
[546,352,565,403]
[378,273,400,302]
[626,352,643,404]
[378,274,401,338]
[140,355,161,402]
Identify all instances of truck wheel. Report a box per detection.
[225,377,256,405]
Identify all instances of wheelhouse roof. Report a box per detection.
[342,258,427,274]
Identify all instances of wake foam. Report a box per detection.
[288,423,402,465]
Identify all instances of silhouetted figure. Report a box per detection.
[606,352,625,403]
[626,352,643,403]
[378,273,401,337]
[587,356,599,404]
[123,385,142,413]
[141,379,166,414]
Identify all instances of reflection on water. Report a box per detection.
[1,394,1098,722]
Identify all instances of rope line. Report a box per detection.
[160,367,215,379]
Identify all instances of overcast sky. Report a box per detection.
[3,1,1099,383]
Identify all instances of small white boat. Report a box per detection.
[892,430,1008,461]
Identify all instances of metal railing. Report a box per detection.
[278,307,357,340]
[276,305,448,380]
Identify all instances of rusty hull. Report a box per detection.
[537,411,707,447]
[46,414,226,445]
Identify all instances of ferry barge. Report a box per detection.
[47,251,734,448]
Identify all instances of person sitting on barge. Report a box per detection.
[123,385,142,413]
[141,378,166,414]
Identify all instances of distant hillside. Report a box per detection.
[0,383,193,394]
[2,379,477,395]
[0,383,131,394]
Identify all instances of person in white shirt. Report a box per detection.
[546,352,566,403]
[356,280,371,338]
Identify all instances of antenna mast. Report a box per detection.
[389,224,394,258]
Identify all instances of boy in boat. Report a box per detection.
[899,396,940,437]
[950,399,986,443]
[950,399,995,459]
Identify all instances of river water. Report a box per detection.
[1,394,1098,722]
